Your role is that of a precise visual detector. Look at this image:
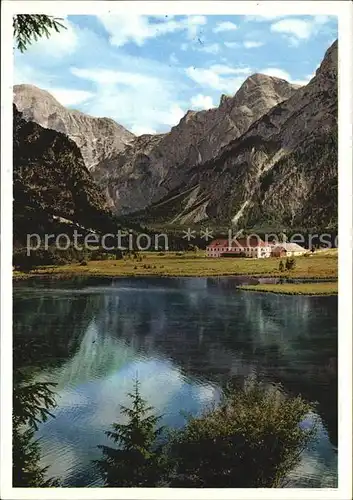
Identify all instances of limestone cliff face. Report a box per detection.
[13,84,135,174]
[13,104,109,240]
[137,40,338,229]
[100,74,298,214]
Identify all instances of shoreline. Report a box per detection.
[12,254,338,295]
[13,270,338,296]
[238,283,338,296]
[13,271,338,282]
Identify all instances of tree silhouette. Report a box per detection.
[13,15,66,52]
[13,369,59,486]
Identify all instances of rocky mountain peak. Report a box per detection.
[315,39,337,80]
[13,84,135,173]
[98,69,299,214]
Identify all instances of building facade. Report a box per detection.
[206,237,272,259]
[271,242,307,257]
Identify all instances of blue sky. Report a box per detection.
[14,14,337,135]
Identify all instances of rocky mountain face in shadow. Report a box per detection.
[13,41,337,230]
[136,40,337,229]
[98,74,299,215]
[13,104,110,241]
[13,84,135,178]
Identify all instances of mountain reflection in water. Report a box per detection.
[13,277,338,487]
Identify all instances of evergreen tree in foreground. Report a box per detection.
[13,369,59,486]
[13,15,66,52]
[95,380,168,487]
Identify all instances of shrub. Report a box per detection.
[279,260,284,272]
[169,379,316,488]
[285,257,296,271]
[93,379,316,488]
[79,260,88,266]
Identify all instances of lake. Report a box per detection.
[13,277,338,487]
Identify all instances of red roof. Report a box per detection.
[207,237,270,249]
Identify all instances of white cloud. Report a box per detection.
[290,80,308,86]
[70,66,186,131]
[13,63,94,107]
[260,67,291,81]
[210,64,251,75]
[186,15,207,39]
[190,94,215,110]
[243,41,264,49]
[49,89,95,106]
[313,15,331,25]
[213,21,238,33]
[164,105,185,126]
[271,16,332,45]
[71,67,154,87]
[18,17,78,59]
[260,68,313,86]
[271,19,313,40]
[169,53,179,65]
[130,125,157,136]
[198,43,221,54]
[185,64,251,93]
[224,41,240,49]
[245,15,286,22]
[97,14,207,47]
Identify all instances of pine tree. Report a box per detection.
[95,380,168,487]
[13,369,59,486]
[13,15,66,53]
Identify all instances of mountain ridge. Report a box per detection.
[13,40,337,230]
[13,84,135,174]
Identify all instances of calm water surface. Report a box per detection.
[13,277,338,487]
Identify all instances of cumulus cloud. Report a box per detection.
[210,64,251,75]
[130,125,157,136]
[271,16,332,45]
[16,17,79,60]
[271,19,313,40]
[49,89,95,106]
[224,41,240,49]
[260,67,313,86]
[260,67,291,81]
[169,53,179,65]
[198,43,221,54]
[97,14,207,47]
[243,41,264,49]
[190,94,215,110]
[213,21,238,33]
[245,14,286,22]
[185,64,251,93]
[71,66,186,131]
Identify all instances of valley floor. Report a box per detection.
[13,252,338,294]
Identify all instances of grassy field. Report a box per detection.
[13,250,338,281]
[239,282,338,296]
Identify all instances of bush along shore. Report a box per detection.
[238,282,338,296]
[13,374,318,488]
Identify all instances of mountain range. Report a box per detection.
[13,40,338,232]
